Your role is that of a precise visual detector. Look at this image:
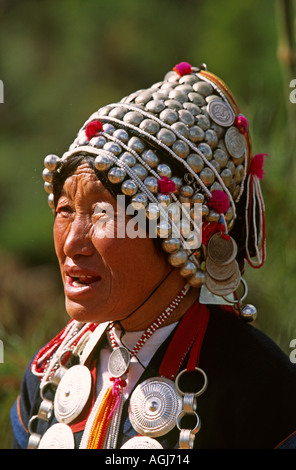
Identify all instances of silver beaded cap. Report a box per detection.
[42,63,254,293]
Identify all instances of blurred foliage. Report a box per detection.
[0,0,296,449]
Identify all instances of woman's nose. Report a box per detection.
[63,216,95,258]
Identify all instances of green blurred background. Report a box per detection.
[1,0,296,449]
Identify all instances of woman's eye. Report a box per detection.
[56,205,73,216]
[92,203,114,221]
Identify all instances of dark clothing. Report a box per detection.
[10,305,296,449]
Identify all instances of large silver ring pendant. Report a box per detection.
[38,423,75,449]
[54,365,92,424]
[129,377,182,437]
[121,436,163,449]
[108,347,130,378]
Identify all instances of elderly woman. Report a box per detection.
[10,62,296,449]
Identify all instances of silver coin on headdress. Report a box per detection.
[206,257,239,281]
[207,99,235,127]
[205,263,241,296]
[54,365,92,424]
[224,126,246,159]
[38,423,75,449]
[207,232,238,265]
[129,377,182,437]
[121,436,163,449]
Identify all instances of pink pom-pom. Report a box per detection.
[157,176,176,194]
[173,62,192,77]
[249,153,268,180]
[85,120,103,141]
[207,190,230,214]
[235,114,248,134]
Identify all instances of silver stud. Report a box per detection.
[142,149,159,168]
[188,92,206,107]
[139,119,160,135]
[180,185,194,198]
[162,238,181,254]
[132,163,148,180]
[159,108,179,125]
[240,304,257,322]
[193,81,213,96]
[131,193,148,210]
[157,128,176,146]
[94,155,113,172]
[103,142,122,156]
[119,152,137,167]
[196,114,210,130]
[144,176,158,193]
[146,99,166,114]
[113,129,129,143]
[180,261,198,278]
[44,154,60,171]
[186,154,204,173]
[157,163,172,178]
[204,129,219,149]
[157,193,172,207]
[44,182,53,194]
[178,109,195,127]
[146,203,160,220]
[168,249,188,267]
[123,111,143,126]
[172,140,190,159]
[157,221,172,238]
[128,136,145,154]
[108,167,126,184]
[187,269,206,287]
[171,121,190,139]
[90,136,107,148]
[48,193,55,209]
[42,168,54,183]
[198,143,213,161]
[121,179,138,196]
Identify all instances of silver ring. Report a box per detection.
[175,367,208,398]
[222,278,248,304]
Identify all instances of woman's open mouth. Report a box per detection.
[64,274,102,298]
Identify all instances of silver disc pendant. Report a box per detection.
[54,365,92,424]
[207,99,235,127]
[38,423,75,449]
[129,377,182,437]
[108,347,130,378]
[121,436,163,449]
[224,126,246,158]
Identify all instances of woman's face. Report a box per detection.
[53,163,170,326]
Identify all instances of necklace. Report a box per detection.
[81,283,190,449]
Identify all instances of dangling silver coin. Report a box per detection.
[224,126,246,159]
[206,257,238,281]
[207,232,238,265]
[129,377,182,437]
[207,100,235,127]
[121,436,163,449]
[108,347,130,378]
[38,423,75,449]
[205,265,241,296]
[54,365,92,424]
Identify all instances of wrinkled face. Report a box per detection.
[53,163,170,326]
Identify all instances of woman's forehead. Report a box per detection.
[61,163,109,200]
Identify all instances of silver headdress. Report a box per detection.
[43,62,266,315]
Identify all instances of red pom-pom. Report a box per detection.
[249,153,268,179]
[157,176,176,194]
[235,114,248,134]
[207,190,230,214]
[85,120,103,141]
[173,62,192,77]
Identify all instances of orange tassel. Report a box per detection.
[87,386,117,449]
